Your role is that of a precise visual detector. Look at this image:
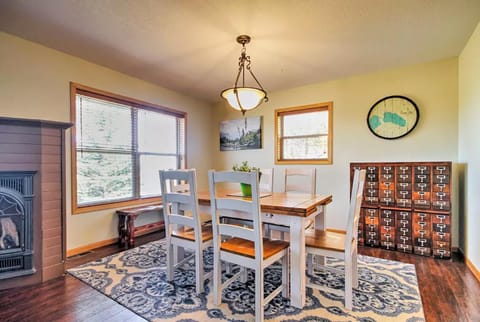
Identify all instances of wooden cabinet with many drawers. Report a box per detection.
[350,161,452,259]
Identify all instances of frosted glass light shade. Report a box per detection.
[221,87,266,111]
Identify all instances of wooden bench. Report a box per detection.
[117,204,164,248]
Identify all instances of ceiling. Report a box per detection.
[1,0,480,105]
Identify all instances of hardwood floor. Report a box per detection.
[0,233,479,322]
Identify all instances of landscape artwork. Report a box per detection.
[220,116,262,151]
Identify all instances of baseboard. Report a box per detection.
[66,225,163,257]
[326,228,346,234]
[466,257,480,283]
[457,247,480,282]
[67,237,118,257]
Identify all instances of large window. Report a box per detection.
[275,102,332,164]
[70,83,186,213]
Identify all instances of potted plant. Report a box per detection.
[232,161,261,196]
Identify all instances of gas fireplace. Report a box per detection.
[0,172,35,279]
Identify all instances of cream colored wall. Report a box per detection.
[212,58,460,246]
[459,21,480,271]
[0,32,214,251]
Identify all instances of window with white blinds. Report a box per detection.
[71,83,186,213]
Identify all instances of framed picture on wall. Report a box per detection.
[219,116,262,151]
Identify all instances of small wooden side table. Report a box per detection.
[117,204,164,248]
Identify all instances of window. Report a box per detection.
[275,102,332,164]
[70,83,186,213]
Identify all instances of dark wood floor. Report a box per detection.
[0,232,479,322]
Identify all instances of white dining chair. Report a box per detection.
[304,168,366,310]
[267,167,317,240]
[159,169,213,294]
[208,169,289,322]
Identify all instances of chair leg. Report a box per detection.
[213,247,222,305]
[282,251,289,298]
[344,259,353,310]
[195,246,203,294]
[166,242,174,281]
[352,249,359,289]
[240,267,248,283]
[255,264,264,322]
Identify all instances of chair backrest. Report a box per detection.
[345,169,366,253]
[284,167,316,194]
[259,168,274,193]
[208,170,263,257]
[159,169,202,240]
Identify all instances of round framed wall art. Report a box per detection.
[367,95,419,139]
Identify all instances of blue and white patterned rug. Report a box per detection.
[67,239,425,321]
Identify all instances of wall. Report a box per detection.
[212,58,460,246]
[459,21,480,272]
[0,32,214,251]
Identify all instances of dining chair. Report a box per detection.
[304,168,366,310]
[267,167,317,240]
[259,168,274,194]
[208,169,289,322]
[159,169,213,294]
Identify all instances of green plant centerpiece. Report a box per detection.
[232,161,261,197]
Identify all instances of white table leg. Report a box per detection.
[289,216,306,308]
[314,205,327,266]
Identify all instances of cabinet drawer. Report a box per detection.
[365,238,380,247]
[396,166,411,175]
[433,248,451,259]
[433,174,449,184]
[432,214,451,224]
[380,166,394,174]
[414,246,432,256]
[380,173,394,182]
[365,181,379,189]
[413,199,431,209]
[432,201,450,211]
[380,225,395,234]
[365,188,378,197]
[433,165,450,175]
[379,190,394,198]
[414,182,431,191]
[380,217,395,226]
[396,211,412,220]
[379,197,395,206]
[414,166,430,175]
[363,208,379,217]
[413,228,431,239]
[397,182,412,191]
[413,191,431,200]
[413,212,431,223]
[396,199,412,208]
[397,243,413,253]
[414,174,430,183]
[367,173,378,182]
[433,223,450,233]
[380,209,395,218]
[364,197,379,205]
[414,237,431,247]
[380,181,394,190]
[396,190,412,199]
[381,241,396,249]
[432,191,449,201]
[433,183,449,193]
[365,223,379,232]
[397,173,412,182]
[432,231,451,241]
[396,227,412,237]
[381,231,396,242]
[433,240,450,249]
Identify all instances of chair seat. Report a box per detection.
[305,229,346,252]
[172,224,213,242]
[221,237,289,259]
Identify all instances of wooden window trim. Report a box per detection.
[275,102,333,165]
[70,82,187,214]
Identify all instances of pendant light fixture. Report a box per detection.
[221,35,268,115]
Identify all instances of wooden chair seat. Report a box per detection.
[221,237,289,259]
[305,229,346,253]
[172,224,213,242]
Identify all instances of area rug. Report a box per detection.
[67,239,425,322]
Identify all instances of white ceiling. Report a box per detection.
[1,0,479,104]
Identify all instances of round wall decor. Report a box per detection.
[367,95,419,139]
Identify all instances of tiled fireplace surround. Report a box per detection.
[0,117,71,290]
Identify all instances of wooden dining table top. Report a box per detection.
[197,190,333,217]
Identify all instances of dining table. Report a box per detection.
[196,190,333,309]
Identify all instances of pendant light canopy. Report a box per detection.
[221,35,268,115]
